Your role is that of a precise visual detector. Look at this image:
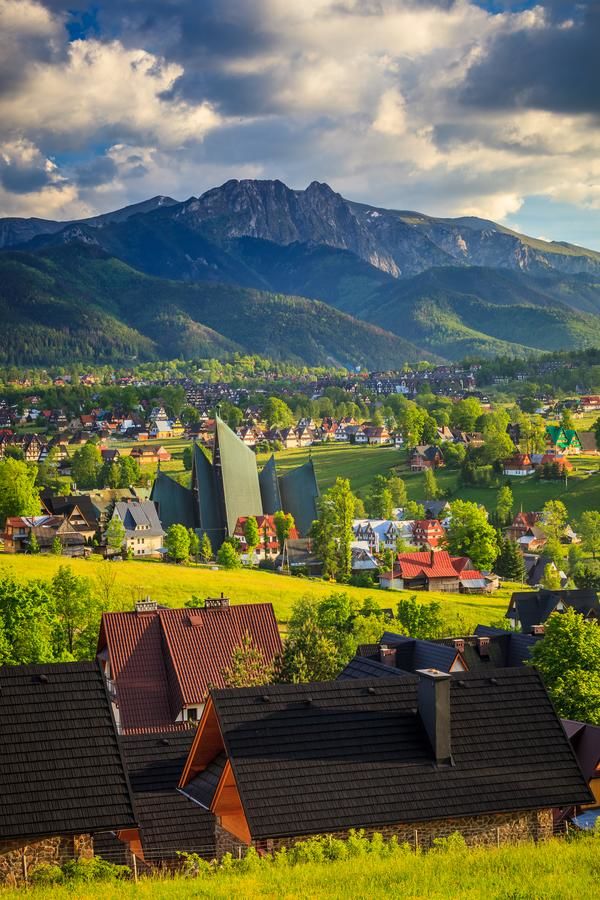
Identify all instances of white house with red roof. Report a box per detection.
[379,550,485,593]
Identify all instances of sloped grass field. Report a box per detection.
[0,554,513,629]
[2,837,599,899]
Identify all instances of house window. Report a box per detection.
[186,707,198,722]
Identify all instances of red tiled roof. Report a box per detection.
[395,551,458,579]
[98,603,282,732]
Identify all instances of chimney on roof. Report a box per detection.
[416,668,452,766]
[379,644,397,666]
[430,550,435,566]
[476,636,490,657]
[531,624,545,636]
[204,594,230,610]
[453,638,465,654]
[135,598,157,613]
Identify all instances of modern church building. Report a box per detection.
[151,417,319,549]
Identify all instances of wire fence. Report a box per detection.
[83,818,585,876]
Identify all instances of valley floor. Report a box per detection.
[1,837,597,899]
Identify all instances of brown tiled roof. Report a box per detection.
[98,604,282,732]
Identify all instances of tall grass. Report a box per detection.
[2,836,598,900]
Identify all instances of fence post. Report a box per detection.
[132,852,138,883]
[238,845,242,860]
[414,829,419,851]
[496,827,500,848]
[22,849,28,885]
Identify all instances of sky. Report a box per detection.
[0,0,599,248]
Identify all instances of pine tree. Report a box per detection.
[199,533,213,562]
[28,532,40,554]
[495,536,525,582]
[423,468,439,500]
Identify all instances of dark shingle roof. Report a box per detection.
[338,656,410,679]
[121,731,216,857]
[507,589,600,633]
[211,670,591,840]
[380,631,459,673]
[0,662,136,841]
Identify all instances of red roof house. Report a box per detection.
[380,550,484,593]
[97,598,282,733]
[411,519,446,549]
[233,514,298,557]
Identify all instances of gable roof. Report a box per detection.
[561,719,600,783]
[394,550,460,580]
[507,588,600,633]
[0,661,136,841]
[98,603,282,732]
[121,731,216,857]
[205,670,591,840]
[114,500,164,538]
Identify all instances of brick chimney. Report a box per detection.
[204,593,230,610]
[379,644,396,666]
[476,636,490,657]
[416,668,452,765]
[453,638,465,653]
[531,624,545,636]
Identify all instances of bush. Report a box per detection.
[61,856,130,882]
[29,863,64,885]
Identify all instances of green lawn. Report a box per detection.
[402,455,600,520]
[1,837,597,899]
[0,553,514,630]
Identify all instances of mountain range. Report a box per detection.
[2,179,600,366]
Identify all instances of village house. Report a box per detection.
[561,720,600,830]
[361,425,390,445]
[40,493,98,542]
[408,445,444,472]
[233,514,298,559]
[503,453,534,477]
[97,597,282,733]
[0,662,137,885]
[130,444,172,465]
[0,433,47,462]
[352,519,407,554]
[2,515,89,556]
[411,519,446,549]
[177,670,591,853]
[341,624,541,679]
[277,537,323,576]
[506,588,600,633]
[545,425,582,454]
[576,432,599,455]
[106,500,164,557]
[379,550,484,592]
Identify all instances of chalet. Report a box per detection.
[0,433,47,462]
[0,662,137,885]
[411,519,446,549]
[278,537,323,576]
[101,447,121,465]
[507,511,542,540]
[561,720,600,829]
[421,499,452,521]
[503,453,534,477]
[352,519,406,553]
[545,426,582,454]
[177,670,591,853]
[97,597,282,732]
[130,444,172,464]
[40,493,98,542]
[233,514,298,558]
[523,554,566,589]
[350,543,379,573]
[579,396,600,412]
[107,500,164,557]
[409,445,444,471]
[380,550,490,593]
[578,432,599,455]
[362,425,390,445]
[101,730,217,867]
[506,588,600,633]
[538,452,573,472]
[341,624,540,678]
[2,515,88,556]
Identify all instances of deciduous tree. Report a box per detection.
[444,500,498,571]
[165,524,191,563]
[578,511,600,559]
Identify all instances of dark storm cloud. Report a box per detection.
[0,156,54,194]
[460,2,600,115]
[74,155,118,187]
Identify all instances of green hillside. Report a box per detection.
[0,245,429,367]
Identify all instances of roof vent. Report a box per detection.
[135,598,158,614]
[205,594,230,610]
[38,674,49,684]
[367,686,376,695]
[160,738,170,746]
[304,697,313,706]
[188,615,203,627]
[489,677,499,685]
[261,695,271,703]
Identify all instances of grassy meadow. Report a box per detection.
[1,837,598,899]
[0,553,514,629]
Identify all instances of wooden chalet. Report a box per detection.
[177,671,591,853]
[411,519,446,549]
[506,588,600,634]
[379,550,485,592]
[409,445,444,472]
